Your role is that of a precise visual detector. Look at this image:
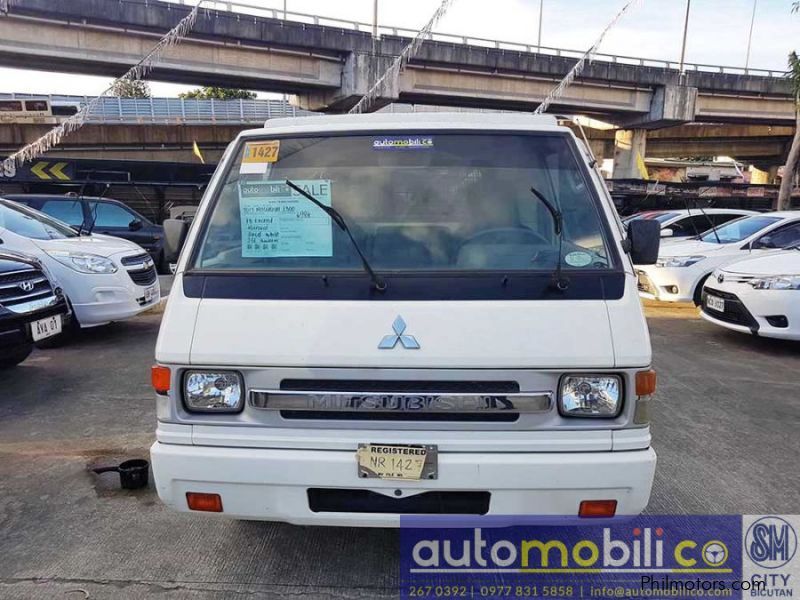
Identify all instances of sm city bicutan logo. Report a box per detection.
[746,516,798,569]
[410,527,732,574]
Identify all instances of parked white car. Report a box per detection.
[0,198,160,328]
[636,211,800,304]
[700,249,800,340]
[622,208,756,240]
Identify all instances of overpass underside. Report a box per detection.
[0,122,792,169]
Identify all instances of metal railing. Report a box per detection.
[0,94,519,125]
[0,94,314,124]
[160,0,783,78]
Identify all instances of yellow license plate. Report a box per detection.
[356,444,437,480]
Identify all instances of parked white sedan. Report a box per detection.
[700,249,800,340]
[635,212,800,304]
[0,198,160,328]
[623,208,756,240]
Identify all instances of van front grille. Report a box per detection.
[280,380,520,393]
[277,380,522,422]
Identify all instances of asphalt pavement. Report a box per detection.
[0,303,798,599]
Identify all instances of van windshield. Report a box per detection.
[194,133,613,272]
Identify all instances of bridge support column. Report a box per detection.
[613,129,647,179]
[294,52,399,113]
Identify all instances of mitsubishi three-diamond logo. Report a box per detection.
[378,316,420,350]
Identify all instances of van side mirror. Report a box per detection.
[163,219,189,264]
[129,219,144,231]
[625,219,660,265]
[660,227,674,238]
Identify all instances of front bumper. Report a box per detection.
[0,301,71,350]
[636,266,700,303]
[72,286,160,327]
[151,442,656,527]
[701,285,800,340]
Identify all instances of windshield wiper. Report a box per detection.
[285,179,387,292]
[529,186,569,291]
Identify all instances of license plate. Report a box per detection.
[706,294,725,312]
[31,314,62,341]
[356,444,438,481]
[144,285,158,303]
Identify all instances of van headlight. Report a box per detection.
[46,250,118,274]
[748,275,800,290]
[656,255,706,268]
[183,370,244,413]
[559,375,623,418]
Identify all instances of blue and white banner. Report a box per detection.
[400,515,798,599]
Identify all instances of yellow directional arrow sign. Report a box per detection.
[50,162,70,180]
[28,161,72,181]
[30,161,51,180]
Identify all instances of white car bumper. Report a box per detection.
[701,283,800,341]
[151,441,656,527]
[72,283,160,327]
[636,265,703,303]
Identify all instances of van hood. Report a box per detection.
[722,250,800,275]
[185,298,621,369]
[31,233,141,258]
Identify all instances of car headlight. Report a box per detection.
[655,255,706,268]
[559,375,623,418]
[748,275,800,290]
[46,250,118,274]
[183,370,244,413]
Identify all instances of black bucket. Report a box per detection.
[92,459,150,490]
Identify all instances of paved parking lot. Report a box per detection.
[0,303,798,599]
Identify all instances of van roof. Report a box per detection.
[245,112,563,137]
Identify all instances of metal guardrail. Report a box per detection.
[0,94,517,125]
[160,0,783,78]
[0,94,314,124]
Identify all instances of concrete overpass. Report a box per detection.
[0,0,794,131]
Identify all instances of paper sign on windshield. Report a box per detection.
[239,180,333,258]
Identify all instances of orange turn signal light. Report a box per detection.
[151,365,171,395]
[579,500,617,518]
[635,369,657,396]
[186,492,223,513]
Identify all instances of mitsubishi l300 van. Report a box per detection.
[151,113,661,526]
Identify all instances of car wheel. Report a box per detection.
[0,345,33,368]
[693,275,710,306]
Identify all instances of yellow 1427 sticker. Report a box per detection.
[242,140,280,163]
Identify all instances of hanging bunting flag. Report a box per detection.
[533,0,643,115]
[349,0,457,114]
[2,3,202,172]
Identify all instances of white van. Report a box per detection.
[150,113,661,526]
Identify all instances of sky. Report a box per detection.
[0,0,797,97]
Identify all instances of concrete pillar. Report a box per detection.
[621,85,697,129]
[613,129,647,179]
[294,51,399,113]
